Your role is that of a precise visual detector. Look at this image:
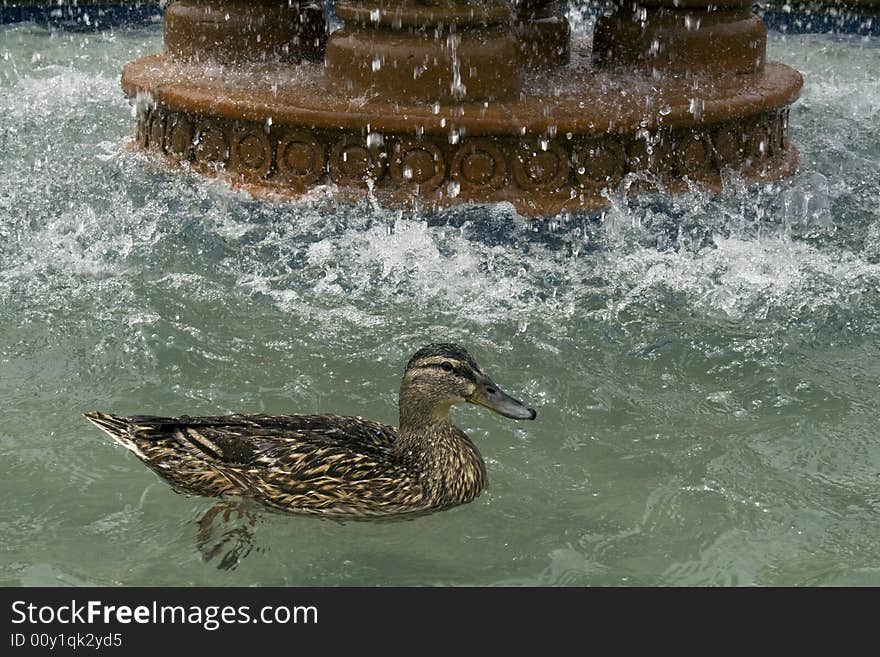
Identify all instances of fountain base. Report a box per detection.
[123,55,799,216]
[121,1,803,217]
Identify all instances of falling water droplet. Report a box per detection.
[684,15,701,31]
[447,33,467,100]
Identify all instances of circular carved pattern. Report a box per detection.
[148,111,165,152]
[747,120,772,160]
[573,141,625,189]
[276,130,326,185]
[450,140,507,191]
[773,111,787,151]
[136,112,149,148]
[513,141,569,191]
[230,128,272,178]
[166,115,194,159]
[675,133,712,176]
[329,136,386,186]
[390,139,446,192]
[128,107,793,212]
[193,122,229,164]
[626,140,649,173]
[712,125,744,168]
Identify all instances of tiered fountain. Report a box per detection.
[121,1,803,216]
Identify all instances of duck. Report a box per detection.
[84,343,536,517]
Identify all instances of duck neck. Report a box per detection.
[397,391,487,507]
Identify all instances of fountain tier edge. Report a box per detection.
[121,1,803,217]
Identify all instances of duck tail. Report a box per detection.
[83,411,132,439]
[83,411,153,460]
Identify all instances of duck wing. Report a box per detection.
[85,412,423,515]
[87,412,398,464]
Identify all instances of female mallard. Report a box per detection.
[84,343,536,517]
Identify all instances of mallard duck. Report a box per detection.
[84,343,536,517]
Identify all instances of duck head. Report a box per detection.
[398,343,537,429]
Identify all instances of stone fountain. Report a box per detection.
[121,1,803,216]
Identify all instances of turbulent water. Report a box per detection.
[1,22,879,586]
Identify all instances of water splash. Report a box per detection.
[1,24,880,587]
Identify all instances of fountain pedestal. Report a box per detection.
[121,0,802,216]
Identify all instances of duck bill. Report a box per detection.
[469,376,537,421]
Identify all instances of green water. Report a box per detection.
[1,23,879,586]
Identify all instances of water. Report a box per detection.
[1,23,879,586]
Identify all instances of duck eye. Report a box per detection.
[440,362,454,373]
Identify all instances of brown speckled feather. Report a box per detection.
[85,412,429,516]
[84,343,534,518]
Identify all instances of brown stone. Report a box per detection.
[230,127,273,178]
[390,139,447,192]
[675,132,713,176]
[574,141,626,190]
[166,115,194,159]
[452,140,507,191]
[193,122,229,164]
[515,1,571,69]
[329,137,386,187]
[165,0,326,63]
[513,140,571,191]
[121,0,804,216]
[276,130,325,187]
[326,1,519,103]
[593,9,767,75]
[147,111,165,152]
